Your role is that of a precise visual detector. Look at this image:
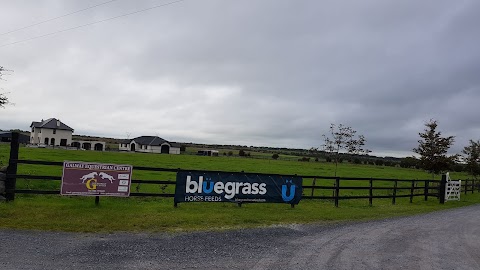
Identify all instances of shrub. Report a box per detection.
[375,159,384,166]
[272,154,279,160]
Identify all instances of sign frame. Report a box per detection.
[174,171,303,205]
[61,161,133,197]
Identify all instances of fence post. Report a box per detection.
[334,177,340,207]
[409,180,415,203]
[369,178,373,206]
[311,177,316,197]
[465,180,468,195]
[424,181,429,201]
[439,174,447,204]
[5,132,20,202]
[392,180,397,205]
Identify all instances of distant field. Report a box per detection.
[1,142,478,233]
[1,143,469,179]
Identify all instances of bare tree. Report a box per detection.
[0,66,12,108]
[323,123,367,176]
[462,139,480,179]
[413,119,457,178]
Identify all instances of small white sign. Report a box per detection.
[118,186,128,192]
[119,180,129,186]
[118,174,130,180]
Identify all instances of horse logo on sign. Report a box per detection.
[80,172,98,183]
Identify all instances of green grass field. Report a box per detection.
[0,143,478,233]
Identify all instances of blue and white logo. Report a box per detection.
[281,179,296,202]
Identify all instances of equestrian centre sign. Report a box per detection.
[174,171,303,205]
[61,161,133,197]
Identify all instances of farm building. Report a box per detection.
[197,150,219,156]
[71,140,106,151]
[0,132,30,144]
[119,136,181,154]
[30,118,74,146]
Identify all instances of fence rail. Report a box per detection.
[2,132,478,206]
[6,158,452,206]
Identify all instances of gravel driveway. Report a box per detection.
[1,205,479,270]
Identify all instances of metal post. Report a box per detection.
[5,132,19,201]
[95,196,100,206]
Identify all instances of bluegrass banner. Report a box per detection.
[175,171,302,204]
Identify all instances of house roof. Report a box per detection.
[30,118,74,132]
[132,136,169,146]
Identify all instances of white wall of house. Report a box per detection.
[119,143,130,151]
[120,140,180,154]
[170,147,181,154]
[30,127,72,146]
[71,140,106,151]
[135,144,163,153]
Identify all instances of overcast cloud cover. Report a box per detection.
[1,0,480,157]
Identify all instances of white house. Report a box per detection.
[30,118,74,146]
[119,136,181,154]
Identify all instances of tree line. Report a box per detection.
[319,120,480,179]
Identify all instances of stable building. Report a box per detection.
[119,136,181,154]
[0,132,30,144]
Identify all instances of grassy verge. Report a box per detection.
[1,143,478,233]
[1,194,479,233]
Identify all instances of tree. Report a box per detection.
[0,66,12,108]
[462,140,480,179]
[413,120,457,178]
[272,153,279,160]
[322,123,367,176]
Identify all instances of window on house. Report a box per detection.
[53,129,56,134]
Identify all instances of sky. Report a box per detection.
[1,0,480,157]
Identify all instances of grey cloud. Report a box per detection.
[1,0,480,156]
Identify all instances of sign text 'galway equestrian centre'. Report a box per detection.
[174,171,303,205]
[61,161,133,197]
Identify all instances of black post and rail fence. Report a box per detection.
[2,132,479,206]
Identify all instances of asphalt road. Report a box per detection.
[1,205,480,270]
